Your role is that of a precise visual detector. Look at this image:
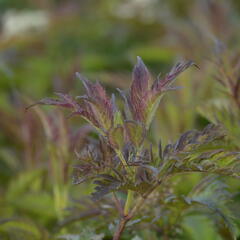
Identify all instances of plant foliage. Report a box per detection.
[27,57,240,239]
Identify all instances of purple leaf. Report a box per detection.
[76,73,115,130]
[26,93,80,110]
[153,60,195,91]
[132,56,150,95]
[126,58,195,128]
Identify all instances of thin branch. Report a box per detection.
[113,216,130,240]
[112,176,168,239]
[112,192,124,217]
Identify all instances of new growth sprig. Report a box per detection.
[28,57,194,167]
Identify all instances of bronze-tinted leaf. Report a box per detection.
[152,60,195,92]
[91,175,122,201]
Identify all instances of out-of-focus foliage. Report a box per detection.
[1,0,240,239]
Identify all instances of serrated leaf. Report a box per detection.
[91,175,122,201]
[124,121,146,147]
[185,177,237,240]
[127,57,194,128]
[108,125,125,150]
[163,124,240,178]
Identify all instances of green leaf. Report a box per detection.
[146,95,163,130]
[164,124,240,178]
[0,219,45,240]
[185,177,237,240]
[108,125,125,150]
[6,169,44,201]
[124,121,146,147]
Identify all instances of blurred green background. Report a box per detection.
[1,0,240,239]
